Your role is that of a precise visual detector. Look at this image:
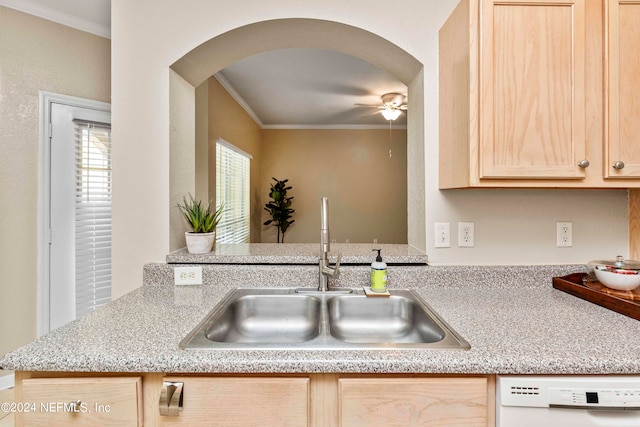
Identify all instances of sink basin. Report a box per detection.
[180,288,469,350]
[327,295,446,344]
[181,290,321,347]
[205,294,321,343]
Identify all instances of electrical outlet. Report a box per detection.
[174,266,203,285]
[373,238,378,244]
[458,222,475,247]
[556,222,573,247]
[434,223,451,248]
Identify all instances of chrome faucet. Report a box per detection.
[319,197,341,291]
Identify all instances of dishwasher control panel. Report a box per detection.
[499,376,640,409]
[549,387,640,408]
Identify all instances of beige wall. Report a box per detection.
[261,129,407,244]
[0,7,110,361]
[205,82,408,244]
[207,77,263,242]
[169,71,196,251]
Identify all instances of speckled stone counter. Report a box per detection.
[166,243,428,265]
[2,263,640,375]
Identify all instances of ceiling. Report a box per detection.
[0,0,111,37]
[217,48,407,128]
[3,0,408,128]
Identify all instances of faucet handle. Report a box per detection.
[323,253,341,279]
[332,253,342,276]
[330,253,341,280]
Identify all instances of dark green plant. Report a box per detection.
[263,177,295,243]
[177,194,224,233]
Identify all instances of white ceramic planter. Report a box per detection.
[185,231,216,254]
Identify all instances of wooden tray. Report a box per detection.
[553,273,640,321]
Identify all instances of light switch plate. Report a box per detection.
[434,222,451,248]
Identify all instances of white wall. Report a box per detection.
[111,0,628,297]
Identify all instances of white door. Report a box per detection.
[46,99,111,332]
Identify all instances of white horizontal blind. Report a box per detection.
[74,120,112,316]
[216,139,250,243]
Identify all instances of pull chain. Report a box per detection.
[388,120,393,158]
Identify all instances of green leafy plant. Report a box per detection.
[263,177,295,243]
[177,194,224,233]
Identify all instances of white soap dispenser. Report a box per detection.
[370,249,388,292]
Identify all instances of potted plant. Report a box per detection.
[263,177,295,243]
[177,194,224,254]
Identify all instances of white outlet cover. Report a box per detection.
[458,222,475,247]
[556,222,573,247]
[174,266,203,285]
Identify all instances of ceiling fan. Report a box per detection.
[378,93,408,121]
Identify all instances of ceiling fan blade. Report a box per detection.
[354,103,383,108]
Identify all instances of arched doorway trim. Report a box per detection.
[170,18,422,87]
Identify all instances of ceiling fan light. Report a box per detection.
[381,107,401,121]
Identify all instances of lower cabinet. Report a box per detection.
[15,375,142,427]
[14,372,494,427]
[155,374,493,427]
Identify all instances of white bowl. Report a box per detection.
[594,266,640,291]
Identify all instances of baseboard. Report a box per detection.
[0,373,14,390]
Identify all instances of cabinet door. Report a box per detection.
[339,377,489,427]
[480,0,587,179]
[18,377,142,427]
[606,0,640,178]
[161,376,309,427]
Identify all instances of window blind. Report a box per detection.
[74,120,112,317]
[216,139,251,244]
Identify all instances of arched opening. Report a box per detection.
[169,18,426,250]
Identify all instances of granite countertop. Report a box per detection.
[166,243,428,265]
[2,264,640,375]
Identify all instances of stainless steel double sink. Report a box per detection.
[180,288,470,350]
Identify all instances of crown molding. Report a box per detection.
[214,73,407,131]
[214,73,264,128]
[262,124,407,130]
[0,0,111,38]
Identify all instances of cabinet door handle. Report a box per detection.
[577,159,590,168]
[613,161,625,170]
[160,381,184,416]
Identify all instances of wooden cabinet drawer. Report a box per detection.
[161,376,309,426]
[18,376,142,427]
[338,377,489,427]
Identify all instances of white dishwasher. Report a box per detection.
[497,376,640,427]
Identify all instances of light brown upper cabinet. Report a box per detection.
[439,0,640,188]
[606,0,640,179]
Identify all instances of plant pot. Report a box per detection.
[185,231,216,254]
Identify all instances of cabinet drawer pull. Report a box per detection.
[613,161,625,170]
[160,381,184,416]
[577,159,590,168]
[69,400,83,413]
